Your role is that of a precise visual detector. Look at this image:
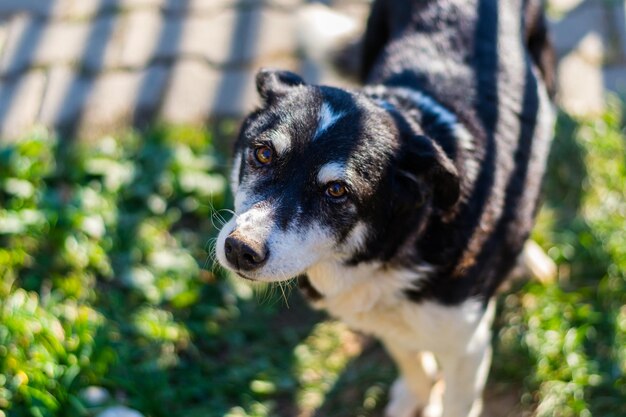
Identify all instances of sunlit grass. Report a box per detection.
[0,97,624,416]
[493,97,626,417]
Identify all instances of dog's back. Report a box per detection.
[217,3,556,415]
[360,0,556,304]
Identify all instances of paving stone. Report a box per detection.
[60,0,158,19]
[558,40,605,117]
[239,0,305,9]
[0,15,125,76]
[547,0,585,15]
[38,65,76,126]
[118,0,168,10]
[0,0,60,18]
[332,0,373,4]
[208,55,300,117]
[609,0,626,60]
[133,64,169,120]
[0,0,133,19]
[604,65,626,97]
[251,55,300,73]
[81,15,125,73]
[41,16,123,74]
[0,70,46,140]
[29,21,91,69]
[169,0,306,11]
[548,1,610,56]
[150,12,239,66]
[0,19,8,58]
[148,8,297,66]
[38,65,138,130]
[254,9,298,62]
[81,65,169,131]
[66,0,249,18]
[0,6,299,77]
[50,72,95,129]
[166,13,244,65]
[117,8,163,69]
[0,14,39,76]
[161,0,237,14]
[81,71,143,131]
[55,0,304,19]
[160,59,220,124]
[4,0,620,140]
[58,0,115,19]
[40,68,94,127]
[210,68,265,117]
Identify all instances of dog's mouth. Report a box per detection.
[235,271,255,281]
[222,258,308,283]
[215,211,338,283]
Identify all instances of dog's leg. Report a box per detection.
[436,301,495,417]
[437,345,492,417]
[384,344,440,417]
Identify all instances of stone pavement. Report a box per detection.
[0,0,624,140]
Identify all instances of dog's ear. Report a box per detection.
[256,68,305,104]
[395,133,460,211]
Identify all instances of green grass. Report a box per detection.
[0,97,624,417]
[493,98,626,417]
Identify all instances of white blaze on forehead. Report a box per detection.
[230,152,242,193]
[317,162,346,184]
[314,102,344,139]
[269,131,291,155]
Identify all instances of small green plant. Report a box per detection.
[0,96,624,416]
[0,127,231,416]
[494,98,626,417]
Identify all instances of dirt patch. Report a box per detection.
[483,384,533,417]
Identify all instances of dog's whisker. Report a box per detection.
[278,280,289,308]
[214,207,232,214]
[209,212,226,231]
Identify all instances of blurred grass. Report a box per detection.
[0,97,624,417]
[493,97,626,417]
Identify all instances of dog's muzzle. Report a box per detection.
[224,231,269,272]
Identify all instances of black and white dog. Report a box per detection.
[216,1,555,416]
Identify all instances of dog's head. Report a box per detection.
[215,69,459,281]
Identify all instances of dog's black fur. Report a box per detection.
[353,0,556,305]
[289,0,554,306]
[237,0,554,304]
[220,1,555,414]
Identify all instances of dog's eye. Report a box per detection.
[254,146,273,165]
[326,182,347,199]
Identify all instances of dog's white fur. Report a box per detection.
[219,120,495,417]
[217,195,495,415]
[314,102,345,139]
[217,2,558,415]
[317,161,347,184]
[306,260,495,417]
[216,210,335,282]
[269,130,293,156]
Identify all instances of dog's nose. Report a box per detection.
[224,233,269,271]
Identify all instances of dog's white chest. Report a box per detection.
[306,262,490,354]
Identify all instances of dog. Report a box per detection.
[215,1,555,416]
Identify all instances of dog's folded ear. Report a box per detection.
[395,134,460,211]
[256,69,306,104]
